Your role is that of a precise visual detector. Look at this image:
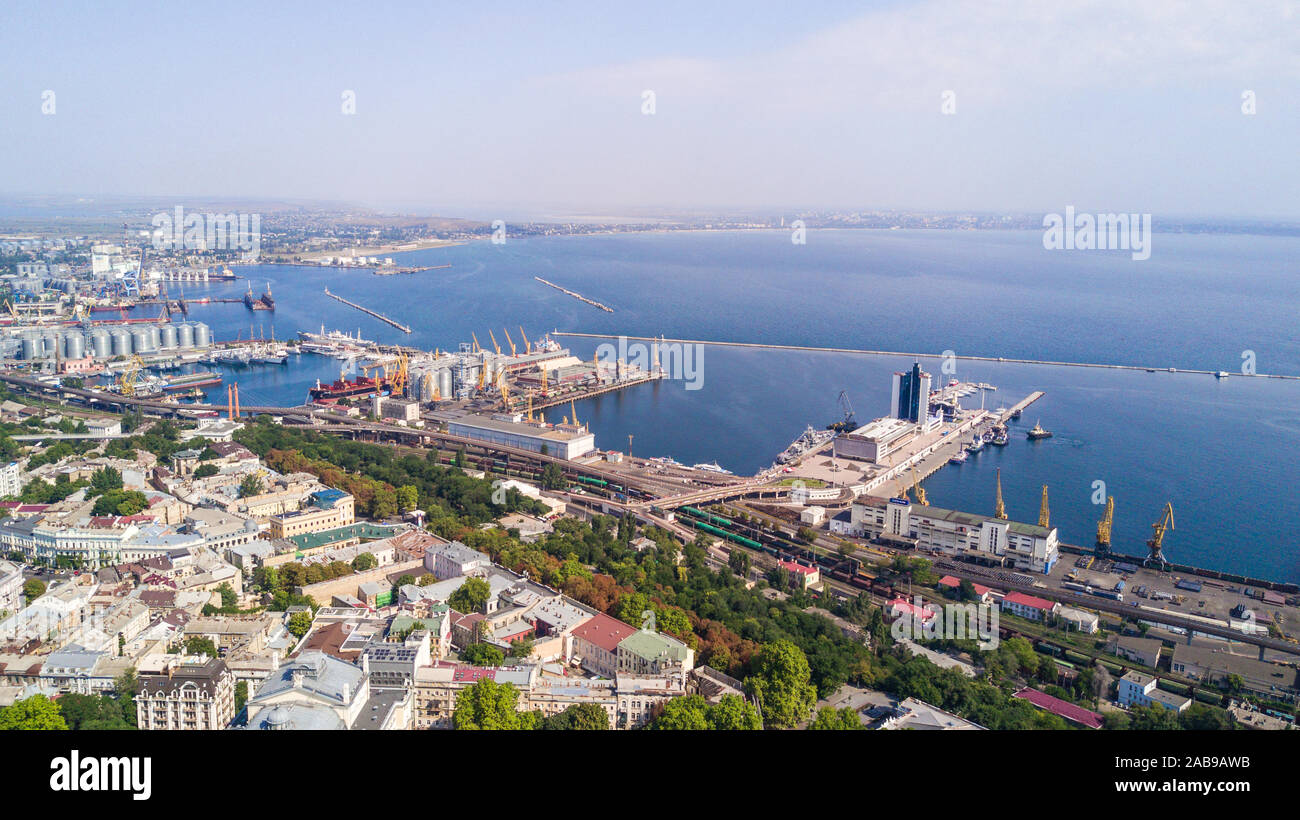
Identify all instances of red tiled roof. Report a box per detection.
[1003,591,1056,611]
[1013,687,1103,729]
[888,597,936,621]
[938,575,992,596]
[779,560,818,575]
[571,612,636,653]
[453,666,497,682]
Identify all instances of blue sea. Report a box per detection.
[136,230,1300,581]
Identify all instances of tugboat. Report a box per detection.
[948,449,968,465]
[1026,420,1053,440]
[966,434,985,453]
[992,425,1010,446]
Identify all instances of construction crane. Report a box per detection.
[1146,502,1175,566]
[1095,496,1114,554]
[994,468,1007,520]
[1037,485,1050,528]
[117,355,144,397]
[502,328,516,356]
[911,464,928,506]
[518,326,530,355]
[488,329,501,355]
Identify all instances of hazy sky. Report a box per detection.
[2,0,1297,217]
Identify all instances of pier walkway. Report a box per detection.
[554,333,1299,380]
[323,287,412,333]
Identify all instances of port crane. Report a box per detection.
[488,329,501,355]
[994,468,1007,520]
[1145,502,1175,567]
[117,355,144,397]
[828,390,857,432]
[1095,496,1114,554]
[502,328,517,357]
[1038,485,1050,528]
[911,464,928,506]
[518,326,530,355]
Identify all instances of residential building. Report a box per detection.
[617,628,695,680]
[136,656,236,730]
[1117,671,1191,713]
[570,612,637,679]
[1001,591,1059,621]
[246,650,370,729]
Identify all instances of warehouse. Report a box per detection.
[447,413,595,460]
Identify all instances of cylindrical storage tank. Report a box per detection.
[90,329,110,358]
[177,322,195,348]
[193,322,211,347]
[159,324,178,349]
[112,328,132,357]
[131,327,152,354]
[64,333,85,361]
[148,325,161,349]
[21,333,41,360]
[438,368,453,400]
[41,332,59,360]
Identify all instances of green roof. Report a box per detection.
[618,629,690,662]
[283,522,403,552]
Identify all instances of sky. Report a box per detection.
[1,0,1297,218]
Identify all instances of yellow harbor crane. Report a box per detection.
[1146,502,1175,566]
[117,355,144,397]
[502,328,516,356]
[518,326,530,355]
[488,329,501,355]
[1095,496,1115,554]
[994,468,1007,520]
[911,464,928,506]
[496,370,513,411]
[1038,484,1050,528]
[471,333,482,354]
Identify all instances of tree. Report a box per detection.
[650,695,712,730]
[540,462,566,490]
[183,636,219,658]
[238,474,264,499]
[809,706,864,730]
[507,636,534,659]
[91,489,149,516]
[287,611,314,639]
[0,694,68,730]
[745,640,817,729]
[461,644,505,667]
[396,484,419,513]
[23,578,45,603]
[541,701,609,730]
[708,694,763,730]
[1180,703,1234,731]
[448,576,490,614]
[728,550,751,578]
[57,693,131,730]
[194,463,219,479]
[1128,703,1182,730]
[89,466,123,495]
[351,552,378,572]
[453,678,525,729]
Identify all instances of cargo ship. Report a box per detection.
[308,373,390,401]
[243,282,275,310]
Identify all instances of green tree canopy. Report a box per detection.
[745,640,818,729]
[0,694,68,730]
[448,576,491,614]
[453,678,526,729]
[460,643,505,667]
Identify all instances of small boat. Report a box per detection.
[948,450,968,464]
[1026,420,1053,440]
[1215,371,1230,379]
[966,436,984,453]
[992,427,1009,445]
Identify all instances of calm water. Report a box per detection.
[138,230,1300,580]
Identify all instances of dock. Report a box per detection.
[535,278,614,312]
[323,287,412,333]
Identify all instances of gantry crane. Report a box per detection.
[1146,502,1175,567]
[1038,484,1050,528]
[994,468,1007,520]
[1095,496,1114,554]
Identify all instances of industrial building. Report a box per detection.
[7,321,212,362]
[832,417,918,463]
[446,412,595,460]
[830,495,1060,574]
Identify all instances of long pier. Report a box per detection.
[554,333,1300,380]
[322,287,412,333]
[535,278,614,312]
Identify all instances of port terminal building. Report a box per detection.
[445,413,596,461]
[830,496,1060,574]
